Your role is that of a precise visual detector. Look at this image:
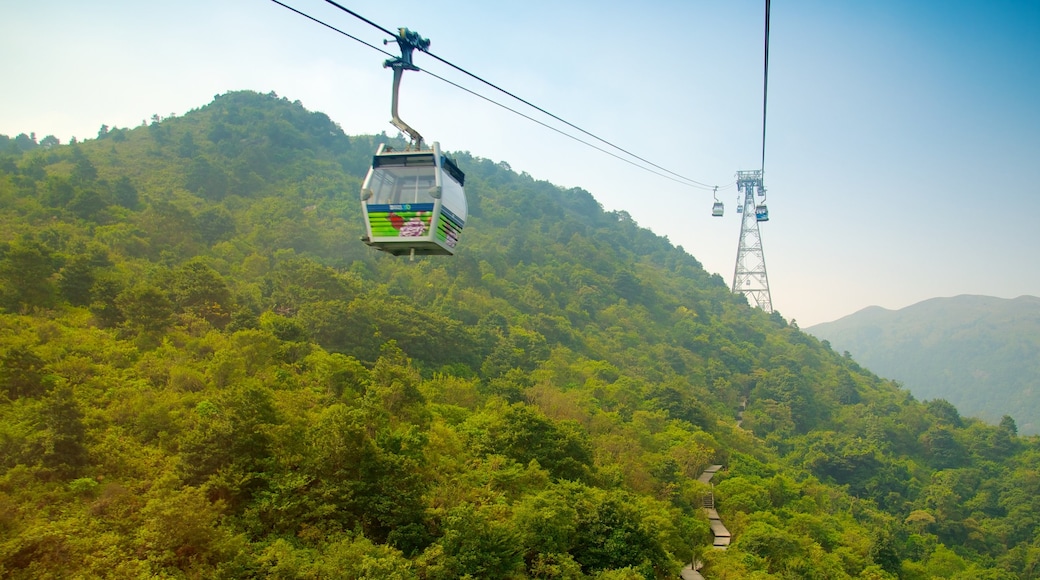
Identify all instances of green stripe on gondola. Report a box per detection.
[433,213,463,246]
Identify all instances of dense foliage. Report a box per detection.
[1,91,1038,579]
[807,295,1040,435]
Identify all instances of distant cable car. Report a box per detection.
[755,204,769,221]
[360,27,467,259]
[711,186,724,217]
[361,142,466,256]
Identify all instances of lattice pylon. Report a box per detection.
[732,170,772,312]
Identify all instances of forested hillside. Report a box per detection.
[2,91,1038,579]
[807,295,1040,435]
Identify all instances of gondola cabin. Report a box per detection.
[712,201,724,217]
[361,142,466,256]
[755,204,769,222]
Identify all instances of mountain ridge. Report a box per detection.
[808,294,1040,434]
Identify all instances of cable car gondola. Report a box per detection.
[361,142,466,256]
[711,186,724,217]
[755,185,768,221]
[361,27,467,258]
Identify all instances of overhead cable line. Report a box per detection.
[761,0,770,173]
[420,48,717,190]
[271,0,727,191]
[317,0,719,191]
[270,0,392,57]
[421,72,722,189]
[321,0,397,38]
[269,0,712,189]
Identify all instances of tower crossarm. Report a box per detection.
[736,169,763,190]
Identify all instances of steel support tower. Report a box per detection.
[732,170,772,312]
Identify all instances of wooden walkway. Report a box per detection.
[681,400,745,578]
[680,562,705,580]
[700,466,731,548]
[681,464,731,578]
[697,464,722,485]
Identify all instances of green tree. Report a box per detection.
[737,520,803,574]
[926,399,964,428]
[118,283,174,332]
[0,346,52,399]
[920,425,966,469]
[57,254,98,306]
[135,485,235,575]
[869,528,902,575]
[571,489,668,575]
[0,238,56,311]
[89,273,126,327]
[197,206,236,245]
[998,415,1017,436]
[112,175,140,209]
[185,157,229,199]
[170,259,235,327]
[470,402,593,481]
[69,187,108,220]
[70,146,98,182]
[835,369,861,405]
[424,504,523,579]
[35,385,88,477]
[370,340,427,425]
[286,401,429,553]
[179,384,277,505]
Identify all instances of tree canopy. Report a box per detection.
[1,91,1038,579]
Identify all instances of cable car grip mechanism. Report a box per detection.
[384,28,430,149]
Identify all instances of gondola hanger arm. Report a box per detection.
[384,28,430,148]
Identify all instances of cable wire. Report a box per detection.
[321,0,397,38]
[761,0,770,173]
[419,68,714,189]
[419,50,716,190]
[272,1,708,189]
[271,0,724,191]
[316,0,718,190]
[270,0,392,57]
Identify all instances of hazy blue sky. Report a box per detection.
[3,0,1038,325]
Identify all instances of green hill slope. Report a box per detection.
[807,295,1040,434]
[1,91,1038,579]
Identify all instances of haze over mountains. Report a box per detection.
[807,295,1040,434]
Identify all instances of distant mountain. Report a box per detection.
[807,295,1040,433]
